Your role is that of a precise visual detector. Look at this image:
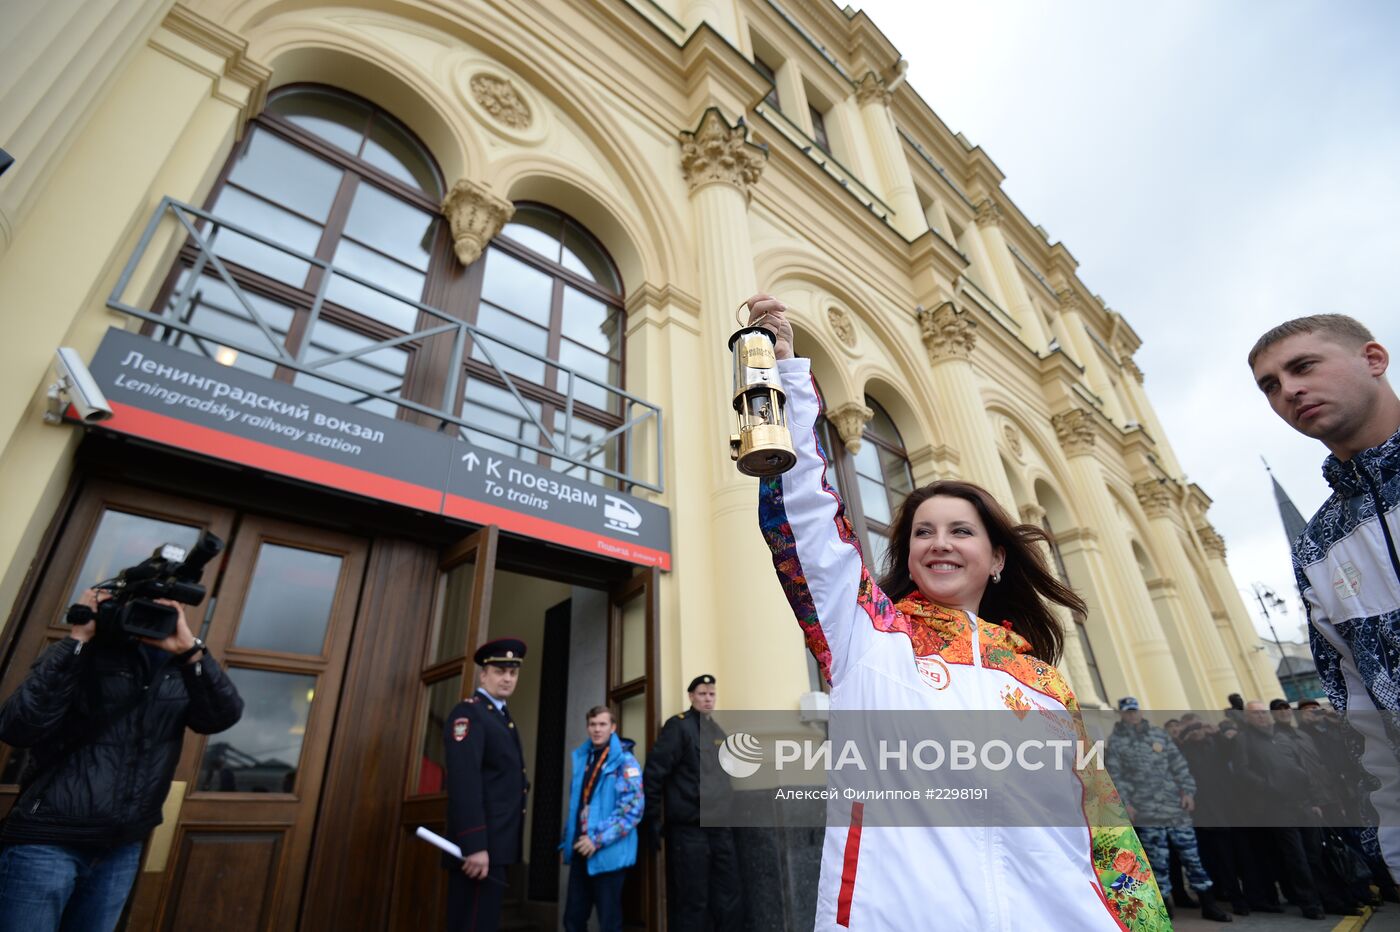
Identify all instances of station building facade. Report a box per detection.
[0,0,1279,927]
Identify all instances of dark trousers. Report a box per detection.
[1243,827,1319,910]
[446,865,506,932]
[1196,827,1247,905]
[665,825,742,932]
[563,864,626,932]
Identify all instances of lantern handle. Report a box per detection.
[736,301,777,333]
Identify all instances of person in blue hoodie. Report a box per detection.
[561,705,643,932]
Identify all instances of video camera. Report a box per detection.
[71,531,224,640]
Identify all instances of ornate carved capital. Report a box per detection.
[1120,354,1144,384]
[855,72,891,107]
[827,305,857,348]
[826,402,874,455]
[974,197,1003,229]
[917,301,977,363]
[1056,287,1081,315]
[441,179,515,266]
[1019,503,1047,526]
[1052,408,1097,456]
[1133,479,1175,518]
[1196,524,1227,560]
[469,73,532,129]
[679,109,766,196]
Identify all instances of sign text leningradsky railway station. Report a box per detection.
[81,328,671,569]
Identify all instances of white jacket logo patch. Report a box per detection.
[914,655,951,691]
[1332,561,1362,600]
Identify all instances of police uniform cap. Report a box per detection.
[1268,698,1292,711]
[687,674,715,693]
[475,637,527,668]
[1117,696,1139,712]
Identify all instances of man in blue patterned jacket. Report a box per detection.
[1249,314,1400,882]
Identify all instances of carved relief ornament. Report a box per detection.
[1133,479,1175,518]
[917,302,977,363]
[470,73,532,130]
[974,197,1003,228]
[826,402,874,456]
[855,72,891,107]
[1196,524,1228,560]
[1120,354,1145,384]
[1051,408,1097,455]
[1019,502,1047,526]
[827,306,857,348]
[679,110,766,196]
[441,178,515,266]
[1002,423,1023,459]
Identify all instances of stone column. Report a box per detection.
[855,73,925,240]
[1195,523,1281,698]
[1119,354,1183,476]
[974,198,1049,352]
[1134,480,1238,706]
[1056,288,1126,424]
[1052,409,1190,708]
[1021,502,1106,707]
[916,302,1015,504]
[679,110,807,709]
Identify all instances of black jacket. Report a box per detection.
[443,690,528,864]
[1231,723,1313,822]
[0,636,243,846]
[643,709,730,828]
[1175,726,1236,826]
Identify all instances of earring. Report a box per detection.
[992,569,1002,584]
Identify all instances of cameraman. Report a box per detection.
[0,587,243,931]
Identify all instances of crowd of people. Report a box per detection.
[1107,693,1398,921]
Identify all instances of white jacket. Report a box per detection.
[759,358,1168,931]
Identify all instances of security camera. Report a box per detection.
[45,347,113,424]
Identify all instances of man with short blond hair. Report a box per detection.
[1249,315,1400,884]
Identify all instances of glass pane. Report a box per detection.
[560,287,621,356]
[620,594,645,683]
[267,92,367,156]
[560,225,620,292]
[234,543,342,655]
[619,693,646,767]
[69,511,202,607]
[551,420,617,488]
[814,420,842,494]
[362,116,442,199]
[327,240,425,332]
[866,399,902,447]
[294,321,408,420]
[500,206,561,262]
[557,340,617,412]
[460,378,543,460]
[208,187,321,286]
[341,184,434,271]
[227,129,342,223]
[197,668,317,793]
[851,438,883,483]
[415,674,463,795]
[470,316,547,385]
[857,475,892,526]
[480,249,553,325]
[162,270,293,378]
[866,530,890,575]
[433,559,475,664]
[877,446,914,513]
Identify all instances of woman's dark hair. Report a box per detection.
[875,480,1086,664]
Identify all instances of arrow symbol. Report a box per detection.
[462,451,479,471]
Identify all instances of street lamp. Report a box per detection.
[1247,582,1290,685]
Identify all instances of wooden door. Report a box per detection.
[126,514,368,930]
[387,525,498,931]
[608,567,660,930]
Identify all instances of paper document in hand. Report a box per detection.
[415,825,463,860]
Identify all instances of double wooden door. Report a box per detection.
[0,481,367,930]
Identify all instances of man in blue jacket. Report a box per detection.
[1249,315,1400,883]
[560,704,643,932]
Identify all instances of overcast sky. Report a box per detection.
[854,0,1400,643]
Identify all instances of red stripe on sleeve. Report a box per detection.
[836,801,864,927]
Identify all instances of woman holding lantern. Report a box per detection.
[743,295,1170,931]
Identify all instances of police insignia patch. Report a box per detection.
[453,718,470,742]
[625,767,640,778]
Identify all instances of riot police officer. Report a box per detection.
[443,638,529,932]
[643,674,743,931]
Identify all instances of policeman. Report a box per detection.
[443,637,530,932]
[643,674,743,931]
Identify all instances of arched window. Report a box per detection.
[816,394,914,573]
[158,85,447,418]
[458,204,625,486]
[155,86,628,486]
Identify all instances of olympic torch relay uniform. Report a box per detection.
[758,357,1167,931]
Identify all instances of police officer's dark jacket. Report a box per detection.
[0,636,243,846]
[643,709,730,826]
[444,690,528,863]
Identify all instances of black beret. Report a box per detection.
[687,674,716,692]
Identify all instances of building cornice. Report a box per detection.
[680,23,773,123]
